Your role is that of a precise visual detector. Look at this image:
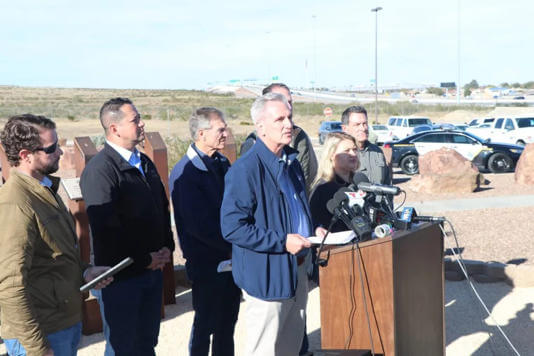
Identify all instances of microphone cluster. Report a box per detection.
[325,172,402,241]
[324,173,444,240]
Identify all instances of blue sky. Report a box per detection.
[1,0,532,90]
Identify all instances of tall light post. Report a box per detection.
[456,0,461,104]
[312,14,317,102]
[371,6,382,124]
[265,31,271,82]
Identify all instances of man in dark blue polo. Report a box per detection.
[170,107,240,356]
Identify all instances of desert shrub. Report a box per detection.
[164,135,191,171]
[90,135,106,148]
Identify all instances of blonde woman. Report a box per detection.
[309,132,359,232]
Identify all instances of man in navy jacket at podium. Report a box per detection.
[221,93,326,356]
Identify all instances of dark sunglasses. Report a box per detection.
[34,141,58,154]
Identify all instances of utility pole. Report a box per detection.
[371,7,383,123]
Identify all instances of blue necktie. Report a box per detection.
[129,151,145,176]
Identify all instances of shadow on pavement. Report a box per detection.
[392,177,411,184]
[445,246,465,256]
[445,281,533,355]
[78,286,194,351]
[506,258,528,265]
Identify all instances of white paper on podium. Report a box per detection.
[307,230,356,245]
[217,259,232,273]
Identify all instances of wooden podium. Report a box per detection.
[319,222,444,356]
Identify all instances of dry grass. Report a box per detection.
[0,85,502,144]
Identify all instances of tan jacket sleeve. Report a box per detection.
[0,203,50,355]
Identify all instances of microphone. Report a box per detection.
[398,207,445,224]
[327,189,349,214]
[413,215,446,223]
[357,182,401,196]
[351,172,401,196]
[352,172,370,187]
[327,187,373,241]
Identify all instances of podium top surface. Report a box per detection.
[323,222,438,256]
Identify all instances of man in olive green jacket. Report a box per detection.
[0,114,110,356]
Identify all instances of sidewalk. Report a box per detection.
[68,281,531,355]
[409,194,534,214]
[1,273,532,356]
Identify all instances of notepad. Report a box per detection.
[307,230,356,245]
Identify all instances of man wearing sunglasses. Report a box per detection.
[0,114,112,356]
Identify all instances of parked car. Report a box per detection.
[318,121,343,144]
[454,124,469,131]
[467,117,534,146]
[513,96,525,100]
[433,123,456,130]
[387,116,433,139]
[466,123,492,136]
[384,130,524,175]
[370,124,397,145]
[411,124,434,135]
[468,117,495,127]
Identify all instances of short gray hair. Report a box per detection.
[250,93,289,124]
[189,107,225,140]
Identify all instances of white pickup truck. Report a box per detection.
[387,116,432,139]
[467,117,534,146]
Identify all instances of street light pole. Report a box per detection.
[312,14,317,102]
[371,7,383,124]
[265,31,271,82]
[456,0,461,104]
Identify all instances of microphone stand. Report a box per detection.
[324,203,377,355]
[316,212,343,268]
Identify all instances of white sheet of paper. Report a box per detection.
[61,177,83,201]
[307,230,356,245]
[217,259,232,273]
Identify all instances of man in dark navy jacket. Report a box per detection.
[221,93,326,356]
[80,98,175,356]
[170,107,240,356]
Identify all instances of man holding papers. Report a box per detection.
[221,93,326,355]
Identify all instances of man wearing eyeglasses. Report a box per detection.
[0,114,112,356]
[80,98,175,356]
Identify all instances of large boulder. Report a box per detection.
[514,143,534,185]
[408,148,484,193]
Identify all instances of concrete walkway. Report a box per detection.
[410,194,534,214]
[59,283,534,355]
[1,276,532,356]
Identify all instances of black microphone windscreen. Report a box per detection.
[332,190,347,204]
[352,172,370,187]
[326,198,338,214]
[328,187,354,214]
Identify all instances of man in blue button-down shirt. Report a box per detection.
[221,93,326,356]
[81,98,174,356]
